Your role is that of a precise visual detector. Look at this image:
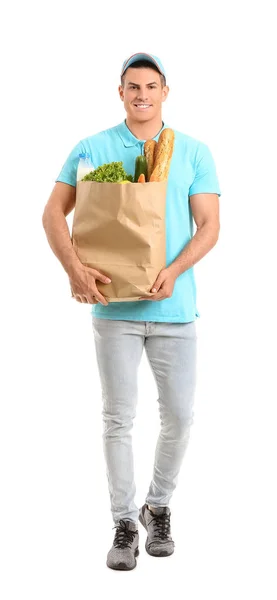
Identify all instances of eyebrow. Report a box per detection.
[127,81,158,86]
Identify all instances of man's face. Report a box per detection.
[118,67,169,122]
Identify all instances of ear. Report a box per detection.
[162,85,169,102]
[118,85,124,101]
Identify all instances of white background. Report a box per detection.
[1,0,277,598]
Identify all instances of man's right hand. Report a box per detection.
[69,265,111,306]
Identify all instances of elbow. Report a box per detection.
[210,219,220,244]
[199,221,220,245]
[42,207,50,228]
[212,226,220,246]
[214,224,220,242]
[206,223,220,248]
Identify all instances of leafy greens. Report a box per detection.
[82,161,133,183]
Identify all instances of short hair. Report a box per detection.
[121,59,166,87]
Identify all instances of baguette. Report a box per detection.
[149,128,175,182]
[144,139,157,181]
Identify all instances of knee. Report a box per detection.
[161,408,194,439]
[102,402,136,438]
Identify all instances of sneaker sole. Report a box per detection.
[145,545,174,557]
[107,547,139,571]
[139,512,174,557]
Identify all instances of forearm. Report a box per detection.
[168,223,219,278]
[42,208,82,278]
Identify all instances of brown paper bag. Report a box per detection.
[71,180,167,302]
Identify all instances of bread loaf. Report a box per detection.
[149,128,175,182]
[144,139,157,181]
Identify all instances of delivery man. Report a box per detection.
[42,52,221,571]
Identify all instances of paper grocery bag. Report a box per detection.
[71,180,167,302]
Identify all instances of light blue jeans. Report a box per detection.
[92,317,197,524]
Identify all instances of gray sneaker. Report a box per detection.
[139,504,175,557]
[106,519,139,570]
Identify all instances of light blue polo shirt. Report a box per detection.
[55,120,221,323]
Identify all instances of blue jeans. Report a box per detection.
[92,317,197,524]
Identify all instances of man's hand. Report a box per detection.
[70,264,111,306]
[138,267,177,301]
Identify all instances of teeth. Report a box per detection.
[135,104,150,108]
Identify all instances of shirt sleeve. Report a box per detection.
[55,140,85,187]
[189,143,221,197]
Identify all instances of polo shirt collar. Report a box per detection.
[116,119,167,147]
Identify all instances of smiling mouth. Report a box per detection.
[134,104,152,109]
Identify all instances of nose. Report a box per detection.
[136,90,149,101]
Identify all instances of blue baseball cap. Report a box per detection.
[121,52,166,80]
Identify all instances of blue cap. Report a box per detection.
[121,53,166,80]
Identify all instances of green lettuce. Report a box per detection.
[82,161,133,183]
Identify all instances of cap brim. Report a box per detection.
[121,53,165,77]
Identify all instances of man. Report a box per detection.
[42,52,221,571]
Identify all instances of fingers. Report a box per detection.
[73,294,89,303]
[91,285,109,305]
[85,267,111,285]
[138,292,166,301]
[72,291,107,305]
[70,274,110,306]
[94,291,109,306]
[73,295,99,304]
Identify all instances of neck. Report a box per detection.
[125,116,164,140]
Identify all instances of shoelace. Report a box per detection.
[149,512,171,540]
[113,520,137,549]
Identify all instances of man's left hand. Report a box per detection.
[138,267,177,301]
